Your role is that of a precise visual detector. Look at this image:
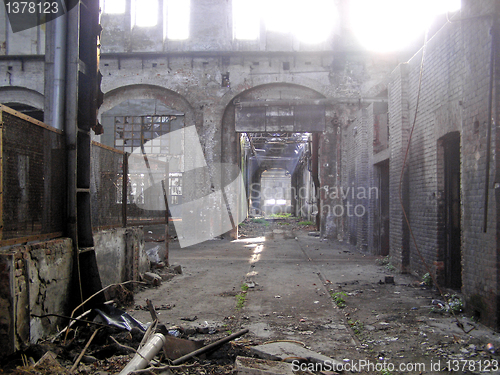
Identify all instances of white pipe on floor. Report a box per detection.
[118,333,166,375]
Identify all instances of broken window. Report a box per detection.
[169,172,183,204]
[165,0,190,40]
[114,115,173,154]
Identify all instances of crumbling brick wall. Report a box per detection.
[0,238,73,359]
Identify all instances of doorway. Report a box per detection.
[374,160,390,256]
[443,132,462,289]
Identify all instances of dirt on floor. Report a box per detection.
[2,216,500,375]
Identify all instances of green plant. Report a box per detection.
[422,272,433,287]
[298,221,315,226]
[241,283,249,292]
[330,291,347,308]
[348,319,364,335]
[376,255,391,266]
[269,213,292,218]
[380,370,393,375]
[236,293,247,309]
[377,256,395,272]
[251,218,269,225]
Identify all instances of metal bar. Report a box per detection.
[171,329,249,366]
[0,104,63,134]
[101,50,337,60]
[0,111,3,242]
[0,232,64,247]
[312,134,320,231]
[91,140,125,154]
[235,98,388,107]
[126,219,168,226]
[122,153,128,228]
[484,25,496,233]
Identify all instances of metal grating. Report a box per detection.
[90,143,167,229]
[90,143,124,229]
[1,109,65,242]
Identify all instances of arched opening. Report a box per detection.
[222,83,326,226]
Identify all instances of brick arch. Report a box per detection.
[99,84,198,126]
[0,87,44,110]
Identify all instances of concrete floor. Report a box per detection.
[131,224,500,374]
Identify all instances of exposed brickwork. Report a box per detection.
[459,0,499,327]
[0,238,73,359]
[383,0,500,328]
[388,63,411,272]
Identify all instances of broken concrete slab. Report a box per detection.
[235,356,296,375]
[249,342,343,368]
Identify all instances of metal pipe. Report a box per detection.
[311,134,320,231]
[118,333,166,375]
[51,11,67,131]
[484,25,496,232]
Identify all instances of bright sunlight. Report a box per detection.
[349,0,461,52]
[134,0,158,27]
[233,0,337,44]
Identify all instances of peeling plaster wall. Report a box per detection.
[0,238,73,359]
[93,227,148,287]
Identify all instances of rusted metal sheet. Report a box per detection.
[266,106,294,132]
[235,106,266,132]
[294,105,325,132]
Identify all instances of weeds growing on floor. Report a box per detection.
[251,218,269,225]
[268,213,292,218]
[348,319,364,335]
[376,255,396,272]
[330,291,347,308]
[236,283,248,309]
[298,221,315,226]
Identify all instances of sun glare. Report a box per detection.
[166,0,190,40]
[233,0,260,40]
[233,0,336,44]
[350,0,461,52]
[102,0,125,14]
[134,0,158,27]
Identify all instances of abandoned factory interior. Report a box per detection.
[2,0,500,373]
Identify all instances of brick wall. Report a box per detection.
[385,0,500,328]
[460,0,499,327]
[340,102,387,252]
[388,63,411,272]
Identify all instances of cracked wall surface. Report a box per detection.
[0,238,73,358]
